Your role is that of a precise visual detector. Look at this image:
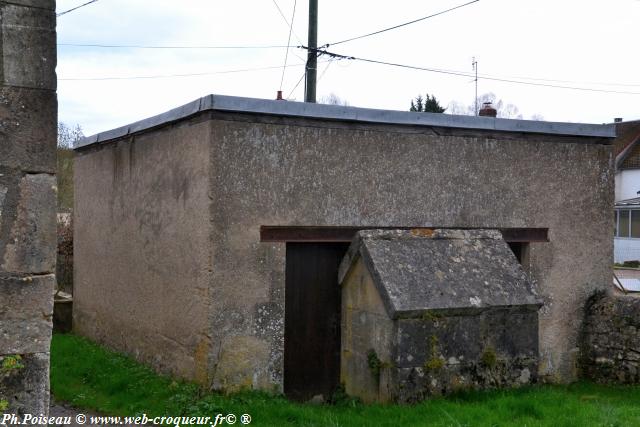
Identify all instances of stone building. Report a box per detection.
[0,0,57,415]
[73,94,613,399]
[338,229,541,403]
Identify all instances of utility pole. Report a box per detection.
[305,0,318,103]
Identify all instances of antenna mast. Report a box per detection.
[472,57,478,116]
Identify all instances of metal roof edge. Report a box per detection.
[74,94,616,149]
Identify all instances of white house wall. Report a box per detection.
[616,169,640,201]
[614,237,640,263]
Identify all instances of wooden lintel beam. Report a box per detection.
[260,226,549,243]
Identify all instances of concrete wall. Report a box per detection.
[209,114,612,387]
[74,117,213,383]
[0,0,57,415]
[340,258,395,403]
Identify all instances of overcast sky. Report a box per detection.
[56,0,640,136]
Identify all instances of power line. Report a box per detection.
[271,0,307,71]
[317,58,335,83]
[58,43,296,49]
[300,46,640,95]
[57,40,640,88]
[271,0,304,45]
[57,0,99,17]
[280,0,298,91]
[59,59,332,82]
[288,56,345,100]
[59,62,310,81]
[356,57,640,95]
[475,71,640,88]
[323,0,480,47]
[287,70,307,99]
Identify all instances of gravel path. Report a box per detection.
[49,398,100,427]
[49,397,140,427]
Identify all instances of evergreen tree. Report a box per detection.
[409,94,445,113]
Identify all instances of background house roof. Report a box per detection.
[615,197,640,207]
[614,120,640,156]
[619,143,640,170]
[614,120,640,170]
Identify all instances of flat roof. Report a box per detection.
[75,94,616,149]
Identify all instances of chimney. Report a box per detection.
[479,102,497,118]
[614,117,623,123]
[276,90,284,101]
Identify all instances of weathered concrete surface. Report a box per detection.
[340,257,396,403]
[73,119,213,384]
[580,291,640,383]
[340,230,540,402]
[0,0,56,415]
[74,99,613,392]
[208,115,612,388]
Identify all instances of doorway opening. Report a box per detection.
[283,242,349,401]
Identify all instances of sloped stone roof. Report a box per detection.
[338,229,542,319]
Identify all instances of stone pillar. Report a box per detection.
[0,0,57,417]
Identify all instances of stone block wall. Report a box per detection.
[393,309,539,402]
[581,292,640,383]
[0,0,57,416]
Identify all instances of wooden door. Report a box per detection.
[284,242,349,400]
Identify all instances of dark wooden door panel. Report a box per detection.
[284,242,349,400]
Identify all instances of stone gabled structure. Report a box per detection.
[338,229,542,402]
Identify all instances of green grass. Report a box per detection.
[51,333,640,426]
